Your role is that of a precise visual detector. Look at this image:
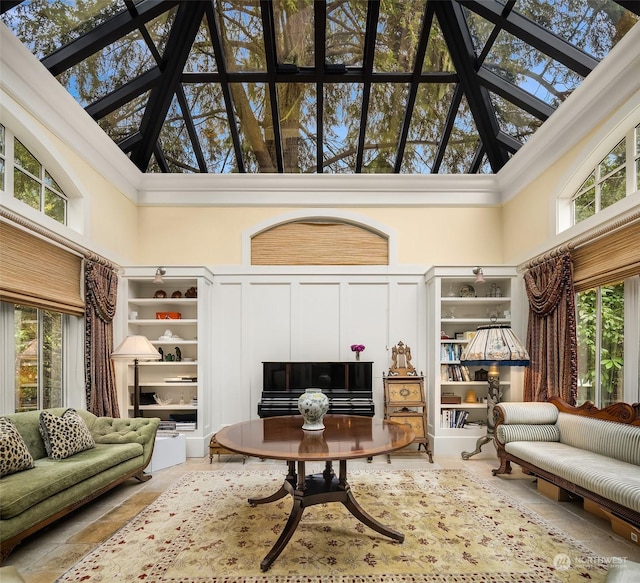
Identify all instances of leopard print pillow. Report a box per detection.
[39,409,95,460]
[0,417,35,477]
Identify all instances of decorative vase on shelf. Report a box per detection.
[297,388,330,430]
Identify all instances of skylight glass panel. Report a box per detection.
[373,0,426,73]
[277,84,317,173]
[422,14,454,73]
[461,7,495,57]
[326,1,366,67]
[157,96,199,173]
[484,30,583,107]
[489,93,542,145]
[513,0,638,59]
[97,92,150,143]
[232,83,276,173]
[363,83,409,171]
[401,83,456,173]
[215,0,266,73]
[440,95,479,173]
[56,29,156,107]
[1,0,125,59]
[186,15,218,73]
[323,83,364,173]
[144,7,178,59]
[273,0,315,68]
[184,83,235,173]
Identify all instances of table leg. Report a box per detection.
[257,459,404,571]
[249,461,296,506]
[259,461,307,571]
[338,460,404,542]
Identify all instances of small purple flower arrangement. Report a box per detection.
[350,344,365,360]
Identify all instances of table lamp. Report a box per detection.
[111,335,161,417]
[459,323,530,459]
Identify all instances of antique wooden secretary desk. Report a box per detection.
[383,341,434,462]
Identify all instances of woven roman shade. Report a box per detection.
[572,220,640,292]
[251,221,388,265]
[0,221,84,315]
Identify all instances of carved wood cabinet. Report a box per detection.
[383,375,433,462]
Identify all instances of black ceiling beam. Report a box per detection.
[129,1,205,171]
[134,15,208,173]
[41,0,180,76]
[476,67,554,120]
[459,0,598,77]
[432,84,463,173]
[0,1,24,14]
[355,0,380,173]
[117,131,142,153]
[153,143,171,172]
[180,70,458,84]
[315,0,326,173]
[469,143,485,173]
[85,68,161,120]
[395,1,433,173]
[260,0,284,173]
[613,1,640,16]
[204,1,245,173]
[495,130,522,154]
[436,1,509,172]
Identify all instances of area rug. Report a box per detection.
[58,469,608,582]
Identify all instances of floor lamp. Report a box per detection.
[112,335,161,418]
[459,323,530,460]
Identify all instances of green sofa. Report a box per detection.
[0,408,159,563]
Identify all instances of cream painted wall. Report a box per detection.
[135,206,504,266]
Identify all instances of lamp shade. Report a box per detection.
[460,324,530,367]
[111,335,161,360]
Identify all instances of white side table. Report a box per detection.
[149,433,186,472]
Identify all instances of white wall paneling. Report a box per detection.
[211,270,426,431]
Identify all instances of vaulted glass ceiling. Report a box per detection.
[2,1,638,174]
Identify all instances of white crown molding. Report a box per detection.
[137,173,500,207]
[0,23,141,201]
[497,22,640,203]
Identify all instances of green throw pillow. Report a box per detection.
[0,417,35,477]
[39,409,95,460]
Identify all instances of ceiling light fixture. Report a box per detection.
[153,267,166,284]
[472,267,485,283]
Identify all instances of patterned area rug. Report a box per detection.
[58,469,607,582]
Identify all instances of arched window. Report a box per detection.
[0,124,68,224]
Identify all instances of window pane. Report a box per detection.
[15,305,38,412]
[215,0,265,72]
[636,124,640,155]
[45,188,66,224]
[573,187,595,223]
[576,290,596,405]
[277,83,316,173]
[637,159,640,192]
[14,168,41,210]
[0,123,5,155]
[273,0,314,68]
[0,158,4,191]
[600,169,626,210]
[14,138,41,177]
[374,0,425,73]
[600,283,624,407]
[326,1,366,67]
[324,83,364,173]
[42,310,63,409]
[44,170,62,192]
[577,171,595,194]
[599,138,625,177]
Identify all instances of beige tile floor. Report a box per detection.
[4,452,640,582]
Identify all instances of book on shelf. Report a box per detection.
[440,364,472,382]
[440,343,463,361]
[440,409,469,428]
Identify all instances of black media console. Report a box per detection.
[257,361,375,418]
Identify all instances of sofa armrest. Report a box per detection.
[495,402,559,425]
[495,424,560,445]
[91,417,160,465]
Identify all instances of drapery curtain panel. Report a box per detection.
[85,260,119,417]
[523,252,578,404]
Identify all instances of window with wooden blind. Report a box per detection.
[251,220,389,265]
[0,221,84,315]
[572,220,640,292]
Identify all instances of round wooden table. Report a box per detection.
[215,414,415,571]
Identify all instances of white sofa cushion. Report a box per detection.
[556,413,640,465]
[505,441,640,513]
